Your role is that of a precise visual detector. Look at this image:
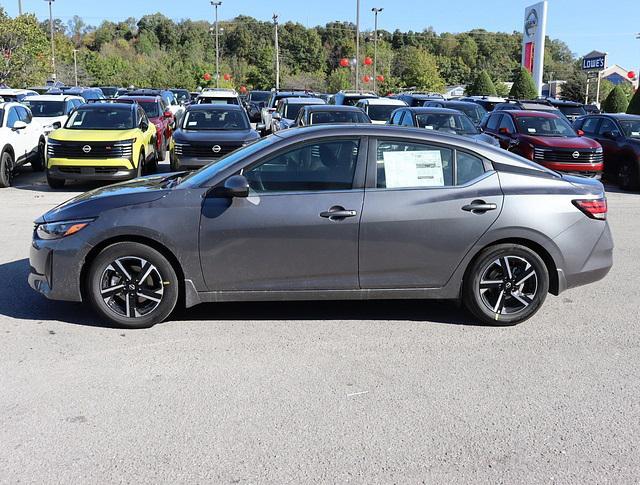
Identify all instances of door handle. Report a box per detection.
[320,206,357,220]
[462,200,497,213]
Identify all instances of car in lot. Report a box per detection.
[63,87,106,102]
[0,88,39,102]
[126,89,184,120]
[96,87,119,98]
[28,124,613,328]
[574,114,640,190]
[493,99,565,119]
[245,90,271,123]
[0,102,46,187]
[23,94,85,132]
[481,110,603,177]
[170,104,259,171]
[260,90,312,135]
[422,100,488,127]
[196,88,241,106]
[393,92,445,107]
[387,107,500,147]
[169,89,191,106]
[329,90,378,106]
[118,95,174,162]
[355,98,407,124]
[543,98,587,122]
[458,96,506,113]
[45,102,157,188]
[294,105,372,126]
[268,97,326,133]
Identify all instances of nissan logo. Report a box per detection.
[212,145,221,153]
[525,9,538,38]
[572,151,580,159]
[82,145,92,154]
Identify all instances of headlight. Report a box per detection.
[113,138,135,146]
[595,147,603,154]
[35,219,94,240]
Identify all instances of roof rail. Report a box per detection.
[86,98,137,104]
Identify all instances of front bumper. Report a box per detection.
[171,153,221,169]
[48,157,136,181]
[538,161,603,178]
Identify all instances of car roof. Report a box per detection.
[187,103,245,111]
[405,107,465,115]
[23,94,83,102]
[281,97,325,105]
[304,105,364,112]
[77,102,134,110]
[596,113,640,121]
[437,100,482,107]
[359,98,406,106]
[502,110,559,118]
[118,96,160,102]
[0,88,35,94]
[0,101,22,109]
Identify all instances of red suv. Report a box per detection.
[481,110,603,178]
[118,96,173,164]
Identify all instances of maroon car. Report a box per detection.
[119,96,173,162]
[482,110,603,178]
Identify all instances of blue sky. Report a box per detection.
[7,0,640,72]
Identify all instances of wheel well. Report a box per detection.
[466,238,560,295]
[80,235,185,303]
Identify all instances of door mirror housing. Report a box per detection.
[211,175,250,198]
[140,119,149,131]
[498,127,512,135]
[576,129,585,137]
[12,120,28,130]
[164,111,173,119]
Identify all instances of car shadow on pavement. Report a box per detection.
[0,258,482,328]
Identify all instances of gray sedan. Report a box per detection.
[29,125,613,328]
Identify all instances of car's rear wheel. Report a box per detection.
[31,139,45,172]
[463,244,549,326]
[618,159,640,191]
[86,242,179,328]
[0,150,14,188]
[46,169,65,189]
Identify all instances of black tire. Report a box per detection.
[46,169,65,189]
[136,151,145,177]
[86,242,179,328]
[0,150,14,188]
[31,139,45,172]
[618,159,640,191]
[169,152,180,172]
[462,244,549,326]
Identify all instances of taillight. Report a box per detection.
[572,198,607,220]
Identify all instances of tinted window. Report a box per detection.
[244,139,359,192]
[580,117,600,135]
[249,91,270,102]
[400,113,413,126]
[416,113,477,134]
[65,107,134,130]
[375,140,454,189]
[558,105,586,117]
[16,106,31,123]
[138,101,161,118]
[100,87,118,97]
[197,96,239,105]
[619,120,640,138]
[309,110,369,124]
[498,115,516,133]
[453,104,486,124]
[486,114,501,131]
[456,152,485,185]
[284,104,307,120]
[390,110,404,125]
[367,105,402,122]
[182,109,249,130]
[6,108,20,128]
[24,100,65,117]
[597,118,621,137]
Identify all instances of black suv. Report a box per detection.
[493,99,565,119]
[393,92,445,107]
[328,90,378,106]
[543,98,587,122]
[260,90,312,135]
[423,100,488,126]
[246,90,271,123]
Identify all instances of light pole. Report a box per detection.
[18,0,22,15]
[371,8,383,92]
[44,0,56,81]
[273,14,280,90]
[355,0,360,91]
[73,49,78,86]
[211,1,222,88]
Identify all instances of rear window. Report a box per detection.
[310,110,370,124]
[23,100,65,117]
[558,105,587,117]
[366,105,400,122]
[197,97,239,105]
[137,102,160,118]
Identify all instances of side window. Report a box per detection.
[243,139,360,193]
[456,151,486,185]
[17,106,32,124]
[498,115,516,133]
[597,118,620,137]
[375,140,454,189]
[390,110,403,125]
[65,101,74,114]
[486,114,502,131]
[6,108,20,128]
[400,113,413,127]
[580,117,600,135]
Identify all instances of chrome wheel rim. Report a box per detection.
[100,257,164,318]
[479,256,538,315]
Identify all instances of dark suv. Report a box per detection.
[329,90,378,106]
[493,99,565,119]
[481,110,603,177]
[393,92,445,107]
[544,98,587,123]
[574,114,640,190]
[423,100,488,126]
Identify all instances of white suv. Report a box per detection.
[196,88,241,105]
[23,94,84,133]
[0,102,47,187]
[355,98,408,124]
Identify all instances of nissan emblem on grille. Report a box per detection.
[572,151,580,159]
[212,145,222,153]
[82,145,92,154]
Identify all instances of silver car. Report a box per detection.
[29,125,613,328]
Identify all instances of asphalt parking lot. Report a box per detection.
[0,162,639,483]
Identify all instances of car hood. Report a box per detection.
[36,173,180,223]
[48,128,138,142]
[518,134,601,149]
[174,129,258,143]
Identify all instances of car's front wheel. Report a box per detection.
[463,244,549,326]
[0,150,14,188]
[86,242,179,328]
[32,139,45,172]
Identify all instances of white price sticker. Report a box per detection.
[383,150,445,188]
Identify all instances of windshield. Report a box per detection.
[197,97,239,105]
[343,96,374,106]
[416,113,478,135]
[100,87,118,97]
[24,100,65,117]
[366,105,399,122]
[515,115,576,137]
[171,90,190,102]
[250,91,270,102]
[65,107,134,130]
[620,120,640,138]
[284,104,307,120]
[452,104,486,124]
[182,109,249,130]
[558,105,586,117]
[310,110,370,124]
[137,101,160,118]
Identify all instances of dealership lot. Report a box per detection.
[0,164,639,482]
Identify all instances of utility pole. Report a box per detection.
[18,0,23,15]
[73,49,78,86]
[273,14,280,90]
[355,0,360,91]
[44,0,56,81]
[211,1,222,88]
[371,8,383,92]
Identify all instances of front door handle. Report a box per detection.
[320,206,358,221]
[462,200,498,213]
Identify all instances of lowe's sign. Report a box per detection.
[582,51,607,71]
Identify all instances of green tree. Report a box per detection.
[510,67,538,99]
[326,68,352,92]
[394,46,444,91]
[466,69,497,96]
[0,9,49,86]
[628,88,640,115]
[602,85,629,113]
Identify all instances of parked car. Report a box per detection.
[169,89,191,106]
[195,88,241,106]
[329,90,378,106]
[0,102,46,187]
[584,104,601,115]
[393,92,445,107]
[28,124,613,328]
[422,100,488,126]
[0,88,39,102]
[45,102,157,188]
[458,96,506,113]
[294,105,372,126]
[387,107,500,147]
[96,87,119,98]
[118,96,174,162]
[245,90,271,123]
[269,97,326,133]
[63,87,105,102]
[493,99,565,119]
[170,104,259,171]
[574,114,640,190]
[126,89,184,120]
[355,98,407,124]
[23,94,85,132]
[481,110,603,177]
[260,90,312,135]
[543,98,587,122]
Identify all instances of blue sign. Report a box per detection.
[582,56,606,71]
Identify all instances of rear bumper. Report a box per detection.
[48,157,136,180]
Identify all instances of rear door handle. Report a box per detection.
[462,200,498,213]
[320,206,358,220]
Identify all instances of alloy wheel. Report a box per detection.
[478,256,538,315]
[1,153,13,187]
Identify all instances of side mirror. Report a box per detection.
[164,111,173,119]
[576,129,585,137]
[12,120,28,130]
[272,113,281,121]
[256,123,266,132]
[498,127,511,135]
[211,175,250,198]
[140,120,149,131]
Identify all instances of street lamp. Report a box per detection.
[273,14,280,90]
[371,8,383,92]
[73,49,78,86]
[211,1,222,88]
[18,0,23,15]
[355,0,360,91]
[44,0,56,81]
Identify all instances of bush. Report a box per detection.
[466,70,496,96]
[509,67,538,99]
[627,88,640,115]
[602,85,629,113]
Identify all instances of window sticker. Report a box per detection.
[632,132,640,136]
[383,150,444,188]
[187,121,198,126]
[73,121,83,126]
[527,128,536,133]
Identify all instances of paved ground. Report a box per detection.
[0,163,639,484]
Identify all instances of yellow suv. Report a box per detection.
[46,101,157,188]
